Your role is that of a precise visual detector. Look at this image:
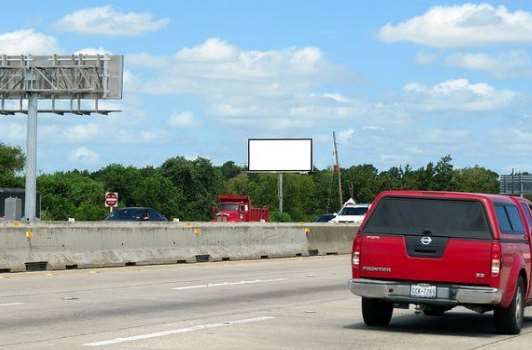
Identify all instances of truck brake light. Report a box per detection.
[352,234,362,268]
[352,251,360,266]
[491,241,501,277]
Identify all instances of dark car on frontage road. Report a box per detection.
[104,207,168,222]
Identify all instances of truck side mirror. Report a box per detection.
[211,206,217,213]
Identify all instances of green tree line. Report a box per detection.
[0,143,500,222]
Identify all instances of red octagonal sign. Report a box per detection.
[105,192,119,207]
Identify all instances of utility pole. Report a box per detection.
[333,131,343,209]
[278,173,283,213]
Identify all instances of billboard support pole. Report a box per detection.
[24,93,38,222]
[278,173,283,213]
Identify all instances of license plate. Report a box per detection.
[410,284,437,298]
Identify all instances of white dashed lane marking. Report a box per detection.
[83,316,276,346]
[0,302,24,307]
[172,278,287,290]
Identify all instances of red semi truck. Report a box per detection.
[214,195,269,223]
[350,190,532,334]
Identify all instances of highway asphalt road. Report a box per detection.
[1,255,532,349]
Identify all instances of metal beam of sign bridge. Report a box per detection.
[0,54,124,222]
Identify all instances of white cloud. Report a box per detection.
[445,50,532,78]
[139,131,158,142]
[55,6,169,36]
[0,121,26,142]
[490,127,532,157]
[338,123,479,170]
[414,51,437,65]
[123,70,142,92]
[403,78,516,111]
[127,38,355,129]
[337,129,355,144]
[176,38,239,62]
[65,123,100,142]
[167,111,197,128]
[74,47,112,55]
[114,129,168,144]
[0,29,59,54]
[379,4,532,48]
[69,146,99,164]
[129,38,348,92]
[362,125,385,132]
[322,93,352,103]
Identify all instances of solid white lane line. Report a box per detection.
[83,316,275,347]
[0,302,24,307]
[172,278,286,290]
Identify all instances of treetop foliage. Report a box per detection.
[0,143,500,221]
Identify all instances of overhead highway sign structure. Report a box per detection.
[0,54,124,222]
[500,173,532,196]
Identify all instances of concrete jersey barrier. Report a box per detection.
[0,222,358,272]
[304,223,358,255]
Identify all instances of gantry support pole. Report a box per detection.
[24,93,38,222]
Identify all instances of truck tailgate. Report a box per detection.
[360,234,492,285]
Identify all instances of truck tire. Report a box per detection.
[362,298,393,327]
[494,277,525,335]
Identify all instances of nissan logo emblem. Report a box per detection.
[420,236,432,245]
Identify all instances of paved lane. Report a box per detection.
[0,255,531,349]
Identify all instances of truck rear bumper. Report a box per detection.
[349,279,502,305]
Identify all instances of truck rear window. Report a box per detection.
[364,197,492,239]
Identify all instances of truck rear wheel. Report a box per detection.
[362,298,393,327]
[494,277,525,335]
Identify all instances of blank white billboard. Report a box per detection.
[248,138,313,172]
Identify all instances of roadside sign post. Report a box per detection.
[105,192,119,213]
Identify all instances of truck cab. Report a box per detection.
[349,190,532,334]
[215,195,269,223]
[329,198,370,224]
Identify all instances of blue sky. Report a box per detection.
[1,1,532,174]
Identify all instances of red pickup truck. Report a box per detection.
[349,190,532,334]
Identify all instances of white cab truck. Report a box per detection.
[329,198,370,224]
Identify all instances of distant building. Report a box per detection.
[0,188,41,219]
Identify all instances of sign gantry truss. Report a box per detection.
[0,54,123,115]
[500,174,532,196]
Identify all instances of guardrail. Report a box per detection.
[0,222,358,272]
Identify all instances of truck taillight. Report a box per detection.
[352,234,363,268]
[352,251,360,266]
[491,241,501,277]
